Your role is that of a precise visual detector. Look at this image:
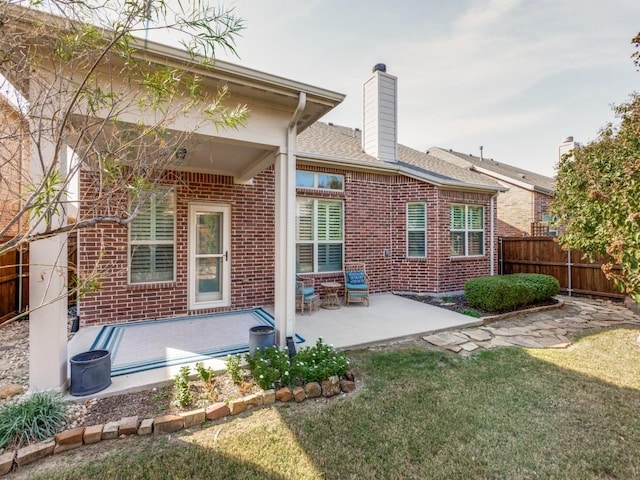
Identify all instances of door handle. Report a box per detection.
[224,251,229,261]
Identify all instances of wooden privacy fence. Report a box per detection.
[0,235,77,324]
[499,236,624,299]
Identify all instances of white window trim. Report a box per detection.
[296,198,345,273]
[127,189,176,285]
[188,203,231,310]
[406,202,427,258]
[450,204,485,257]
[296,170,345,192]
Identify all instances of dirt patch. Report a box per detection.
[398,293,559,316]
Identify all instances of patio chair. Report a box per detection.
[343,262,370,306]
[296,276,320,315]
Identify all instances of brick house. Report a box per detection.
[427,147,556,237]
[0,96,28,238]
[6,5,505,391]
[79,64,505,329]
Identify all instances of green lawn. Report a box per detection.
[21,327,640,480]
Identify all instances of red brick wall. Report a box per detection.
[78,169,276,326]
[494,180,534,237]
[79,164,497,325]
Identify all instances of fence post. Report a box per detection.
[498,237,503,275]
[567,248,572,297]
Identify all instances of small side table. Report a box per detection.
[320,282,342,310]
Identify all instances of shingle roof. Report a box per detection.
[427,147,555,194]
[297,123,502,190]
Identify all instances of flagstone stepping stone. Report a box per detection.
[536,336,572,348]
[461,329,493,342]
[552,328,568,336]
[423,332,469,346]
[445,344,463,353]
[459,342,480,352]
[505,336,544,348]
[487,337,516,348]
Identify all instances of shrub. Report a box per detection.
[0,392,68,449]
[245,346,289,390]
[195,362,215,384]
[174,366,192,407]
[292,338,350,384]
[465,274,559,313]
[226,355,244,385]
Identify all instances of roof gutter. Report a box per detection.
[471,165,554,195]
[298,152,507,194]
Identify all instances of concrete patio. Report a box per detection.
[66,293,478,398]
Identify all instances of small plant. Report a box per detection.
[195,362,215,384]
[245,346,287,390]
[226,354,244,384]
[0,392,68,449]
[151,391,170,403]
[461,308,482,318]
[292,338,350,384]
[174,365,192,407]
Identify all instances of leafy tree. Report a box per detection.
[0,1,248,316]
[553,92,640,300]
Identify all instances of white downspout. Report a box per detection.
[490,192,498,276]
[276,92,306,347]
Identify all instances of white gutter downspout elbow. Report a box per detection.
[490,192,498,276]
[280,92,306,347]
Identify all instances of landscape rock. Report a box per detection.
[292,386,306,402]
[459,342,479,352]
[101,421,119,440]
[205,402,230,420]
[304,382,322,398]
[153,415,184,435]
[228,399,246,415]
[179,409,205,428]
[244,393,263,408]
[340,380,356,393]
[118,416,139,435]
[321,376,340,397]
[83,424,103,444]
[0,451,14,476]
[344,370,355,381]
[0,384,23,400]
[16,441,55,467]
[275,387,293,402]
[54,427,84,453]
[262,389,276,404]
[461,329,492,342]
[137,419,154,436]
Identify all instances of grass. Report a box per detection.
[0,392,67,449]
[20,327,640,480]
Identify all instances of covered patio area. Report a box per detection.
[66,293,479,398]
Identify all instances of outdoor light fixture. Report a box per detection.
[175,147,187,161]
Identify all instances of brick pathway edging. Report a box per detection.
[480,298,565,324]
[0,377,357,476]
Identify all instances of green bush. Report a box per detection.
[225,355,245,384]
[292,338,350,384]
[0,392,68,449]
[244,338,350,389]
[174,366,192,407]
[464,274,560,313]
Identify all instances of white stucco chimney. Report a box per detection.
[362,63,398,163]
[558,136,577,160]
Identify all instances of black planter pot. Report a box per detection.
[70,349,111,396]
[248,325,275,356]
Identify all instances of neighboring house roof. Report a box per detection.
[297,123,505,193]
[427,147,555,195]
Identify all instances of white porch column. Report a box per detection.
[274,149,297,347]
[28,131,69,392]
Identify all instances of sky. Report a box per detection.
[202,0,640,177]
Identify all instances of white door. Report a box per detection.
[189,204,231,309]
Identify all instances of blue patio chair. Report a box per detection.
[296,276,320,315]
[344,262,370,306]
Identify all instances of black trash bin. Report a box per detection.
[70,349,111,396]
[249,325,275,356]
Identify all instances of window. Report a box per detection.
[129,190,175,283]
[296,170,344,191]
[450,204,484,257]
[296,198,343,273]
[407,202,427,257]
[542,213,558,236]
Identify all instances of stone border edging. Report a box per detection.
[0,376,357,476]
[480,298,565,324]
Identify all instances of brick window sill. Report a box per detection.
[126,282,177,291]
